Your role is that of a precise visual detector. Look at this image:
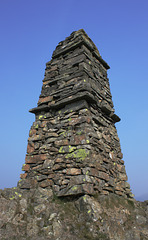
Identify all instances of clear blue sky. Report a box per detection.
[0,0,148,201]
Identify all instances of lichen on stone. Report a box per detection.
[76,130,82,135]
[34,123,39,129]
[59,146,65,153]
[68,117,72,121]
[59,131,67,137]
[65,148,89,161]
[72,185,78,191]
[39,115,43,120]
[69,145,76,152]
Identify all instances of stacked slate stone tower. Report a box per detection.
[19,29,132,199]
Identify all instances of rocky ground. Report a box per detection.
[0,186,148,240]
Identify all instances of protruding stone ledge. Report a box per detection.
[29,91,95,113]
[29,104,49,113]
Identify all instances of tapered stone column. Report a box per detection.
[18,29,133,198]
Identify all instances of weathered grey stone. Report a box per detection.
[136,215,147,225]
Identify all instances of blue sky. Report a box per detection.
[0,0,148,200]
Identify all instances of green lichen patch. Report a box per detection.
[68,118,72,122]
[69,145,77,152]
[15,192,22,198]
[59,146,65,153]
[34,123,39,129]
[76,131,82,135]
[65,148,89,161]
[9,196,15,200]
[22,164,26,171]
[59,131,67,137]
[72,185,78,191]
[83,196,87,201]
[39,115,43,120]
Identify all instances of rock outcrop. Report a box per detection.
[0,30,147,239]
[0,187,148,240]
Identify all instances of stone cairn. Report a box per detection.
[19,29,133,199]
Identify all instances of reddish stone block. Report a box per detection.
[74,135,86,145]
[61,179,69,185]
[53,164,66,170]
[40,121,48,128]
[55,158,63,163]
[102,134,111,143]
[116,164,125,173]
[54,139,69,146]
[25,154,47,164]
[45,132,58,138]
[38,96,53,104]
[49,65,58,71]
[103,186,114,192]
[27,143,34,154]
[46,70,58,78]
[86,117,91,123]
[120,159,125,165]
[39,179,53,188]
[22,164,30,172]
[20,173,27,179]
[66,168,81,175]
[18,179,31,189]
[29,129,36,137]
[43,80,50,85]
[48,173,55,179]
[115,184,124,192]
[117,152,123,159]
[30,178,38,188]
[32,165,42,170]
[82,183,94,195]
[99,172,109,181]
[89,168,99,177]
[68,118,81,126]
[48,100,55,106]
[115,190,124,196]
[118,173,127,181]
[100,190,109,195]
